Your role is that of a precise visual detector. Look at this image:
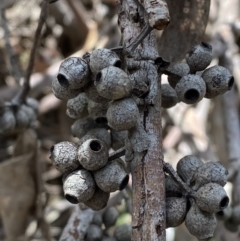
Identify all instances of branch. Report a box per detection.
[108,147,126,162]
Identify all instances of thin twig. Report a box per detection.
[108,147,126,161]
[1,8,21,84]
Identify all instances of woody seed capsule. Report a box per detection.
[57,57,90,89]
[63,169,95,204]
[91,212,103,227]
[175,74,206,104]
[87,100,109,124]
[84,187,110,211]
[185,201,217,240]
[195,183,229,213]
[165,175,181,197]
[85,224,103,241]
[15,105,32,129]
[201,65,234,98]
[87,128,111,149]
[26,98,39,114]
[103,207,119,228]
[186,42,213,73]
[114,224,131,241]
[94,159,129,193]
[176,155,204,186]
[89,48,121,75]
[166,197,187,228]
[49,141,79,174]
[95,66,131,100]
[0,107,16,134]
[78,138,109,171]
[161,84,178,108]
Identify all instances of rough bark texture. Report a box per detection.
[118,1,166,241]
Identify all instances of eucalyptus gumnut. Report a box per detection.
[113,224,131,241]
[107,98,139,131]
[161,84,178,108]
[15,104,35,128]
[66,93,88,119]
[103,207,119,228]
[88,100,109,124]
[78,138,109,171]
[94,159,129,193]
[186,42,213,73]
[21,104,37,126]
[87,128,111,149]
[49,141,79,174]
[195,183,229,213]
[57,57,90,89]
[52,77,82,100]
[165,175,181,197]
[167,63,190,88]
[85,224,103,241]
[84,187,110,211]
[201,65,234,98]
[91,212,103,227]
[176,155,203,186]
[185,201,217,240]
[191,162,228,191]
[95,66,131,100]
[166,197,187,228]
[102,237,117,241]
[175,74,206,104]
[89,48,121,75]
[63,169,95,204]
[0,107,16,134]
[26,97,39,113]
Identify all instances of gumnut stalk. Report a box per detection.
[102,207,119,228]
[161,84,178,108]
[57,57,90,89]
[195,182,229,213]
[201,65,234,98]
[176,155,204,185]
[113,224,131,241]
[84,187,110,211]
[95,66,131,100]
[186,42,213,73]
[166,197,187,228]
[89,48,121,75]
[78,138,109,171]
[49,141,79,173]
[175,74,206,104]
[63,169,95,204]
[85,224,103,241]
[87,100,109,124]
[185,201,217,240]
[94,159,129,193]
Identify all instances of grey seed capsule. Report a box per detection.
[201,65,234,98]
[185,201,216,240]
[165,175,181,197]
[191,162,228,191]
[166,197,187,228]
[57,57,90,89]
[78,138,109,171]
[87,128,111,149]
[89,48,121,75]
[111,130,128,150]
[85,81,111,104]
[167,63,190,88]
[186,42,213,73]
[85,224,103,241]
[15,105,31,129]
[66,93,89,119]
[63,169,95,204]
[175,74,206,104]
[95,66,131,100]
[102,237,117,241]
[25,98,39,114]
[52,77,83,100]
[195,183,229,213]
[114,224,131,241]
[176,155,204,186]
[103,207,118,229]
[0,108,16,134]
[21,104,37,127]
[84,187,110,211]
[49,141,79,173]
[88,100,109,124]
[216,206,232,221]
[91,212,103,227]
[94,159,129,193]
[161,84,178,108]
[231,205,240,224]
[107,98,139,131]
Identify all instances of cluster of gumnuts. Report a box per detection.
[162,42,234,108]
[0,98,39,135]
[165,155,229,240]
[84,206,131,241]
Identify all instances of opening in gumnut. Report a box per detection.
[228,76,234,89]
[184,89,200,103]
[95,73,102,84]
[95,117,108,124]
[57,74,69,88]
[90,140,102,152]
[201,42,212,50]
[49,146,54,158]
[114,60,122,68]
[220,196,229,209]
[65,194,79,204]
[154,57,170,68]
[119,175,129,190]
[154,57,163,65]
